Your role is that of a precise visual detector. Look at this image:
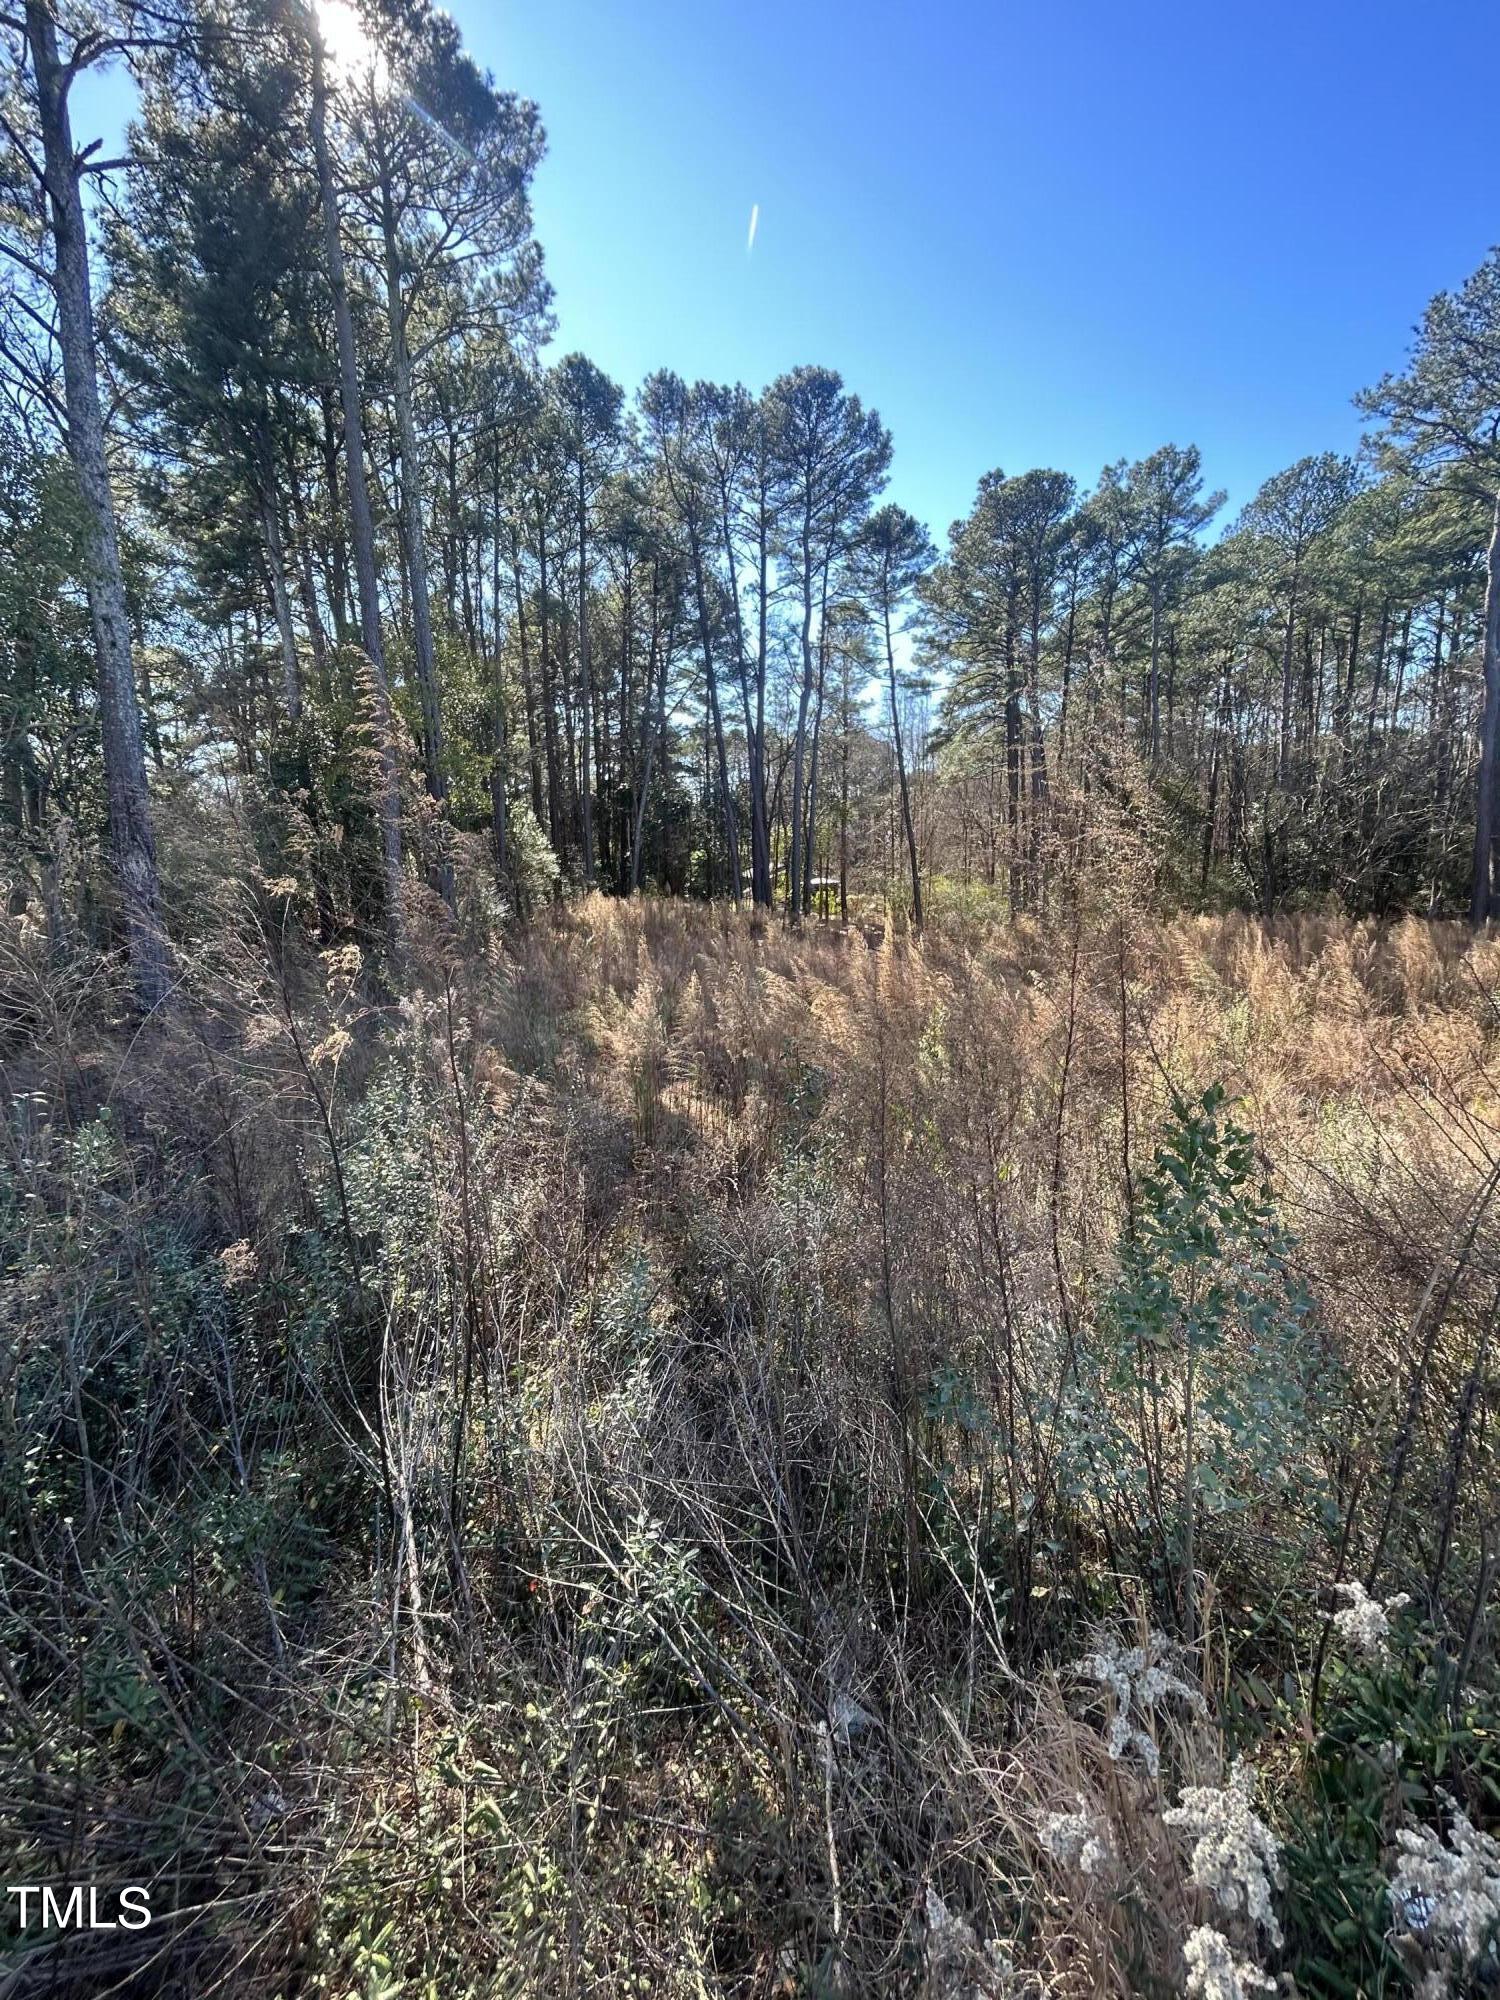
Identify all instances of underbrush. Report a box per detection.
[2,890,1497,1996]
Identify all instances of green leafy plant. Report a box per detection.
[1105,1084,1321,1636]
[1276,1638,1500,1998]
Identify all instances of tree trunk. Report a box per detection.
[378,176,453,908]
[309,29,403,945]
[489,463,506,879]
[754,450,773,905]
[631,592,673,894]
[1469,491,1500,925]
[1333,597,1361,743]
[285,445,331,696]
[1201,655,1231,894]
[26,2,167,1009]
[260,482,302,720]
[576,461,596,884]
[536,531,563,855]
[510,534,545,826]
[687,521,741,902]
[1278,563,1300,785]
[717,477,769,904]
[883,594,923,929]
[317,384,353,643]
[838,652,849,924]
[804,615,828,917]
[1025,628,1048,903]
[788,515,817,922]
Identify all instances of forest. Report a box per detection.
[3,0,1500,1994]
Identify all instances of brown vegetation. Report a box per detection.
[2,889,1498,1995]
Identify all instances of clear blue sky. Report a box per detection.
[74,0,1499,545]
[459,0,1499,541]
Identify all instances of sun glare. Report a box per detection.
[316,0,389,88]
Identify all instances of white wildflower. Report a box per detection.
[1331,1579,1410,1663]
[1039,1794,1114,1877]
[1182,1925,1277,2000]
[922,1883,1012,1999]
[1165,1757,1284,1948]
[1388,1798,1500,1972]
[1072,1629,1207,1776]
[982,1937,1015,1977]
[923,1881,967,1948]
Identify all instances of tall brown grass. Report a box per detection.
[2,891,1496,1996]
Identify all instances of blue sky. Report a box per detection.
[77,0,1499,545]
[469,0,1499,541]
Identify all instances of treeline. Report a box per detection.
[924,439,1494,921]
[3,0,1500,1010]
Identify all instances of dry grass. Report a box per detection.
[2,894,1497,1996]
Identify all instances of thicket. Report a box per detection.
[3,855,1498,1996]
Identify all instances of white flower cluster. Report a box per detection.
[923,1881,972,1955]
[1331,1579,1410,1663]
[921,1884,1014,1999]
[1072,1630,1207,1776]
[1038,1795,1113,1877]
[1164,1756,1284,1948]
[1182,1925,1277,2000]
[1388,1798,1500,1975]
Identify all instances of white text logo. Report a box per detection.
[5,1886,152,1931]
